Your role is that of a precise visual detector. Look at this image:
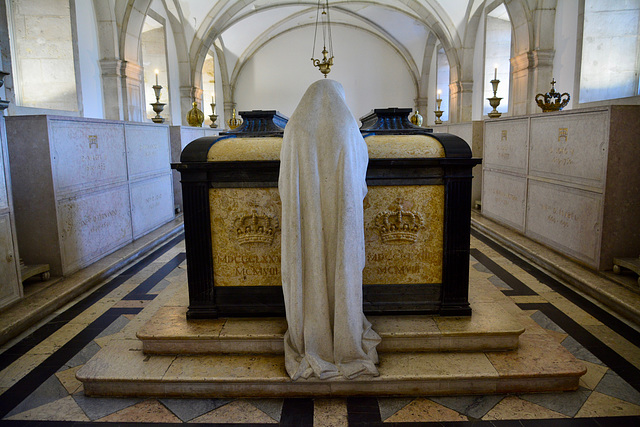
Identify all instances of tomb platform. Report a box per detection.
[76,278,586,398]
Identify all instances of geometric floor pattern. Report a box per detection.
[1,231,639,426]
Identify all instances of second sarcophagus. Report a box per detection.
[172,109,481,318]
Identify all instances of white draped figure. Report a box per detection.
[278,79,381,380]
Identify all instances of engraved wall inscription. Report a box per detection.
[50,120,127,196]
[58,184,132,274]
[526,180,602,267]
[125,124,171,180]
[482,170,527,232]
[363,185,443,285]
[130,174,174,238]
[529,112,607,187]
[210,188,282,287]
[484,119,528,173]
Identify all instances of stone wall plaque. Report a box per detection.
[484,119,529,174]
[50,120,127,196]
[526,180,602,268]
[0,137,7,211]
[130,174,174,238]
[363,185,443,285]
[125,124,171,180]
[58,184,132,274]
[0,213,20,307]
[210,187,282,287]
[482,170,527,232]
[529,112,607,189]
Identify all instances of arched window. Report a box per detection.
[8,0,79,111]
[483,3,511,116]
[201,53,215,127]
[141,14,171,122]
[578,0,640,103]
[436,47,450,122]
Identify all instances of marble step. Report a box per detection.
[136,303,525,355]
[77,327,586,398]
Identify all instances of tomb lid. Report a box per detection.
[221,110,288,137]
[359,108,472,158]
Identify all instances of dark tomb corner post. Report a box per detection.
[180,169,218,319]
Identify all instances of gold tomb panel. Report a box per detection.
[209,185,444,287]
[206,134,444,162]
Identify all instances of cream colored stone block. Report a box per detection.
[482,170,527,232]
[484,119,529,174]
[365,134,445,159]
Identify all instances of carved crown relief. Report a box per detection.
[373,198,424,244]
[233,210,280,245]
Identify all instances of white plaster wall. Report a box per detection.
[436,48,450,122]
[579,0,640,103]
[75,0,104,119]
[552,0,579,111]
[141,26,171,122]
[472,10,486,121]
[234,26,415,121]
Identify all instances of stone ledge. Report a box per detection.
[471,211,640,327]
[136,301,525,355]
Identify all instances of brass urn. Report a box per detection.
[186,101,204,127]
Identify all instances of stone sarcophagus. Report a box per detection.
[173,109,480,319]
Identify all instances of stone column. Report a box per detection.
[99,59,124,121]
[414,97,428,124]
[510,49,554,115]
[120,61,145,122]
[449,80,473,123]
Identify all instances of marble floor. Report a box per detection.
[1,231,640,426]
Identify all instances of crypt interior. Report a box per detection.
[0,0,640,425]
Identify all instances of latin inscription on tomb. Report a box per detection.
[125,124,171,180]
[363,185,443,285]
[50,121,127,195]
[210,188,282,287]
[529,112,607,187]
[210,185,444,287]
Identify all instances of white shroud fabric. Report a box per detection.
[278,79,381,380]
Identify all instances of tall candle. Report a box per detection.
[154,69,159,85]
[494,67,497,80]
[437,89,442,100]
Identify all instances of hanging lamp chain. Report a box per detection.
[311,0,334,77]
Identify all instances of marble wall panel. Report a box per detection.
[0,131,8,212]
[130,174,174,239]
[529,111,608,189]
[482,170,527,232]
[50,120,127,196]
[125,124,171,181]
[0,213,20,308]
[484,119,529,174]
[57,184,132,274]
[525,180,603,268]
[180,128,205,151]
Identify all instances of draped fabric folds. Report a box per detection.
[278,79,381,380]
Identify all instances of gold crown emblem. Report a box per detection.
[373,199,424,244]
[535,79,570,112]
[233,210,279,245]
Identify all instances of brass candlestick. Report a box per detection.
[434,98,443,124]
[150,84,166,123]
[487,78,502,118]
[209,102,218,128]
